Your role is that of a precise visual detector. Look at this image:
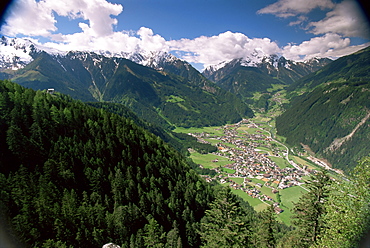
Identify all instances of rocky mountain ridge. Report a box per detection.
[203,54,332,84]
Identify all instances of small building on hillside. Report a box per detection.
[47,88,55,94]
[274,207,284,214]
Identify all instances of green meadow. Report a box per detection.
[190,151,232,169]
[269,156,292,169]
[174,126,224,136]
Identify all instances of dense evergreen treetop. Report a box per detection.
[0,79,217,247]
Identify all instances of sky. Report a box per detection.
[1,0,369,71]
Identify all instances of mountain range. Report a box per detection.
[203,54,332,101]
[1,36,369,172]
[0,36,331,127]
[0,36,252,129]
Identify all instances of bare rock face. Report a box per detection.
[102,243,121,248]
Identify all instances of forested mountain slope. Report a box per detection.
[276,46,370,172]
[87,102,218,161]
[288,46,370,92]
[0,79,220,247]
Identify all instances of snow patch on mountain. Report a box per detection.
[203,49,279,74]
[0,36,66,70]
[0,37,33,70]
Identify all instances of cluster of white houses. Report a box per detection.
[196,120,313,213]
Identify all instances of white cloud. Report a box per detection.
[288,15,308,26]
[282,33,369,60]
[1,0,368,71]
[1,0,56,36]
[45,0,123,37]
[137,27,169,52]
[1,0,123,37]
[169,31,281,69]
[42,27,169,55]
[257,0,334,18]
[308,0,370,39]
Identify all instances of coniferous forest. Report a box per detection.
[0,79,369,248]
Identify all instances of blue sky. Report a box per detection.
[1,0,369,70]
[113,0,316,43]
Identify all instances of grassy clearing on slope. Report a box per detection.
[231,186,294,226]
[166,95,184,103]
[238,127,269,136]
[275,135,287,143]
[267,84,286,93]
[204,138,220,146]
[276,186,307,225]
[276,205,293,226]
[231,189,269,211]
[279,186,306,211]
[269,156,292,169]
[229,177,244,184]
[223,168,236,174]
[174,126,224,136]
[190,152,232,169]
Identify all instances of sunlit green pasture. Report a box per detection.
[174,126,224,136]
[190,152,232,169]
[259,186,277,201]
[290,155,317,170]
[269,156,292,169]
[231,189,269,211]
[276,205,293,226]
[229,177,244,184]
[223,168,236,174]
[279,186,306,211]
[238,126,269,136]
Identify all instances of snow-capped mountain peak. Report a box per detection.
[0,36,187,72]
[203,49,281,75]
[0,36,66,70]
[0,37,35,70]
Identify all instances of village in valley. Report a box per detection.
[175,117,339,224]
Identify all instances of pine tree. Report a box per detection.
[198,188,253,247]
[253,205,278,248]
[143,215,165,247]
[316,156,370,247]
[291,170,331,247]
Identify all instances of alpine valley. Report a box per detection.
[1,36,369,171]
[1,35,370,247]
[0,36,253,129]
